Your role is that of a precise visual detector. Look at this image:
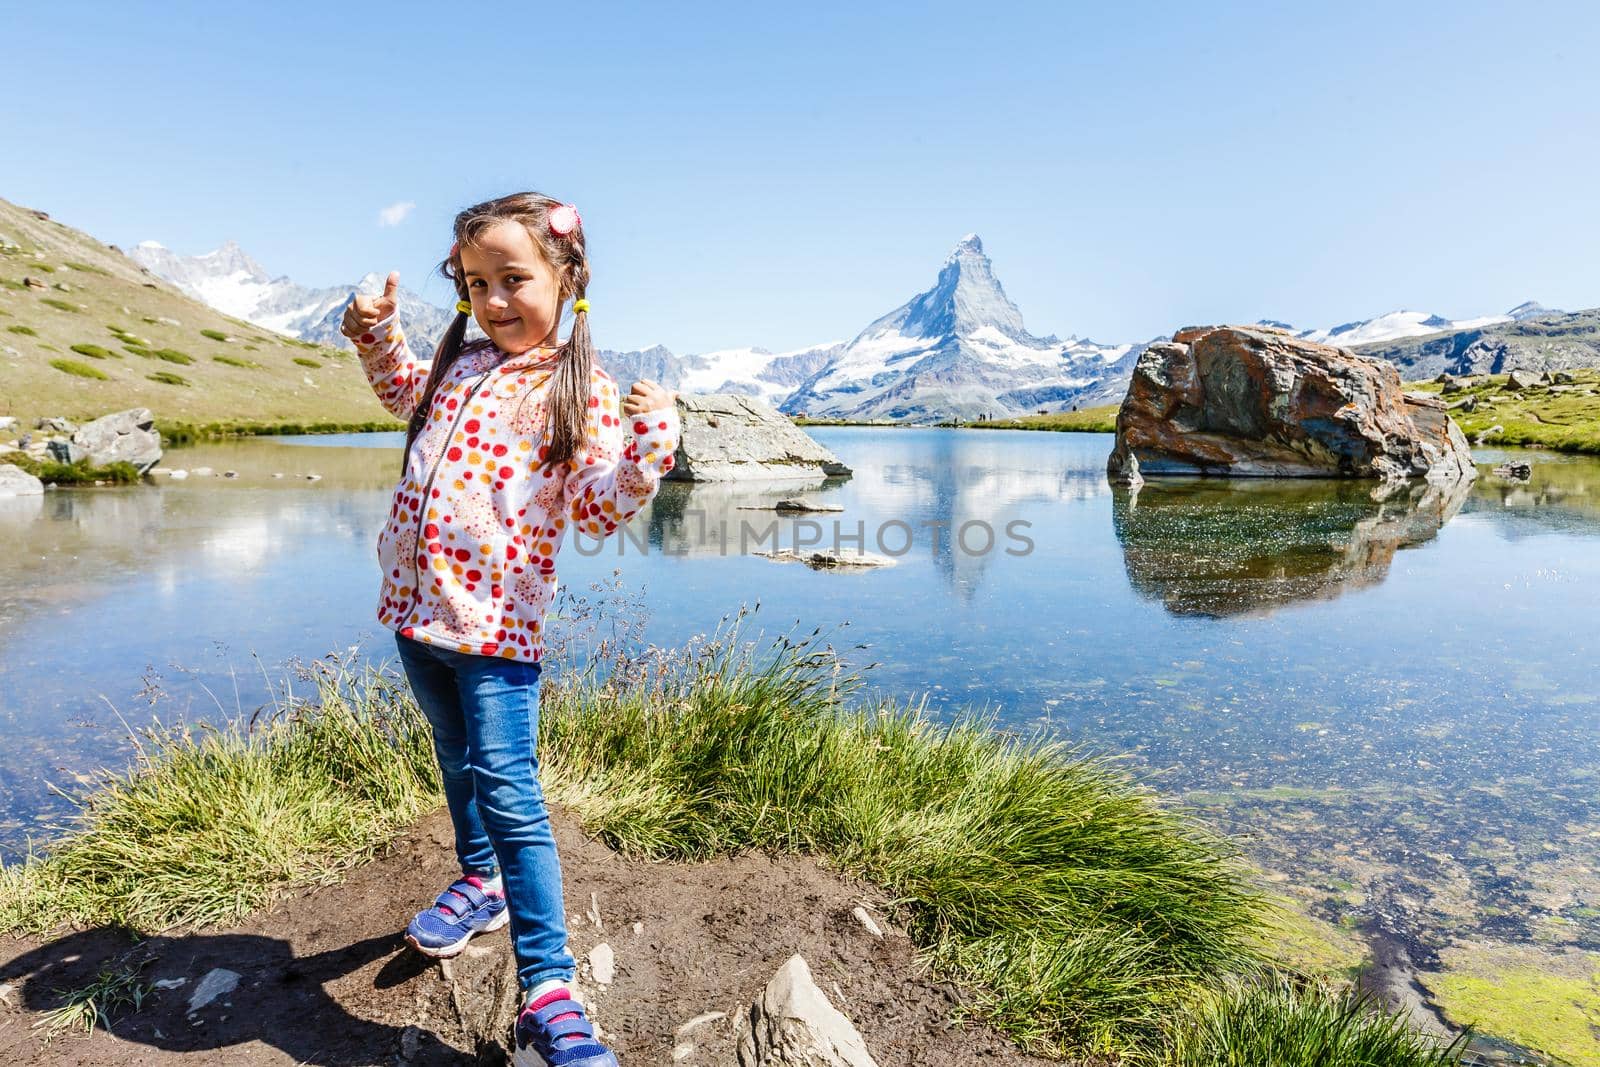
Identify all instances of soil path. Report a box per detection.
[0,804,1062,1066]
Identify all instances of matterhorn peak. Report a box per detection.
[953,233,984,256]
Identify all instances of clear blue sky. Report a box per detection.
[4,1,1597,354]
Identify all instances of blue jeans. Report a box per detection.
[394,633,576,990]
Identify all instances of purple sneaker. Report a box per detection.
[404,875,508,958]
[513,986,618,1067]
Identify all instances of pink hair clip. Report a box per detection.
[548,203,581,237]
[449,240,460,258]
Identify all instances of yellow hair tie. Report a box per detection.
[455,299,471,315]
[572,299,590,315]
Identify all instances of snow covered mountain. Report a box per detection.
[1263,303,1561,348]
[778,235,1144,421]
[129,241,454,355]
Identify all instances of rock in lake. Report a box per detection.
[671,394,852,482]
[71,408,163,473]
[1493,460,1533,481]
[0,464,45,497]
[1106,326,1477,485]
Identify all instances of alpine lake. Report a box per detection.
[2,426,1597,1061]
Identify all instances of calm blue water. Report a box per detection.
[1,428,1596,962]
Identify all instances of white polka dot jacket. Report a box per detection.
[352,311,680,662]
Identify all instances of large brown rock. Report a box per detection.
[1106,326,1477,485]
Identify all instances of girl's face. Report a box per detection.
[459,220,563,354]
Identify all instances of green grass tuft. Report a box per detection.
[32,952,152,1044]
[7,323,37,336]
[48,358,109,380]
[1166,977,1468,1067]
[212,355,261,369]
[200,328,229,342]
[4,456,141,484]
[154,418,403,443]
[151,348,193,365]
[63,260,111,276]
[39,297,81,312]
[146,371,190,387]
[293,356,323,368]
[0,665,439,930]
[970,404,1121,433]
[69,343,117,360]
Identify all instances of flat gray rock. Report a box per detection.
[671,394,852,482]
[0,464,44,497]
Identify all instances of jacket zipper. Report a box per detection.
[402,365,495,631]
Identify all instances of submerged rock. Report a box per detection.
[1492,460,1533,481]
[755,548,896,570]
[1106,326,1477,484]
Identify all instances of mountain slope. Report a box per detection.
[1351,307,1600,378]
[130,242,454,356]
[781,235,1140,421]
[0,196,398,430]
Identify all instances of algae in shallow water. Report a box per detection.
[1427,946,1600,1066]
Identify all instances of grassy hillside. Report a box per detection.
[0,196,400,433]
[1407,368,1600,453]
[965,403,1121,432]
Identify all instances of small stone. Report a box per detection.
[305,473,322,481]
[631,921,643,937]
[187,968,240,1014]
[192,466,214,477]
[0,981,13,1006]
[272,472,284,479]
[587,943,615,986]
[672,1042,696,1061]
[851,906,883,939]
[587,891,603,930]
[674,1010,727,1038]
[169,469,189,480]
[153,978,187,990]
[223,470,238,479]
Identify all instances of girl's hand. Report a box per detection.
[624,378,678,416]
[340,271,400,338]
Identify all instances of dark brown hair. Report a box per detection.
[403,191,593,473]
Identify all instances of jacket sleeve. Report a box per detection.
[563,371,680,538]
[350,311,430,420]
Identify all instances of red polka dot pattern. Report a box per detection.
[352,314,679,664]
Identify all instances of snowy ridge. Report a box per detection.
[1262,303,1559,348]
[129,242,454,354]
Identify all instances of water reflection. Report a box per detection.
[1112,478,1472,618]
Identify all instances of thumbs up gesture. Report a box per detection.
[340,271,400,339]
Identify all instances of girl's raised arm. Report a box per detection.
[562,370,680,539]
[341,272,430,419]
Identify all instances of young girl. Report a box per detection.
[341,191,679,1067]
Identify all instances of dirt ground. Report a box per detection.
[0,804,1064,1066]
